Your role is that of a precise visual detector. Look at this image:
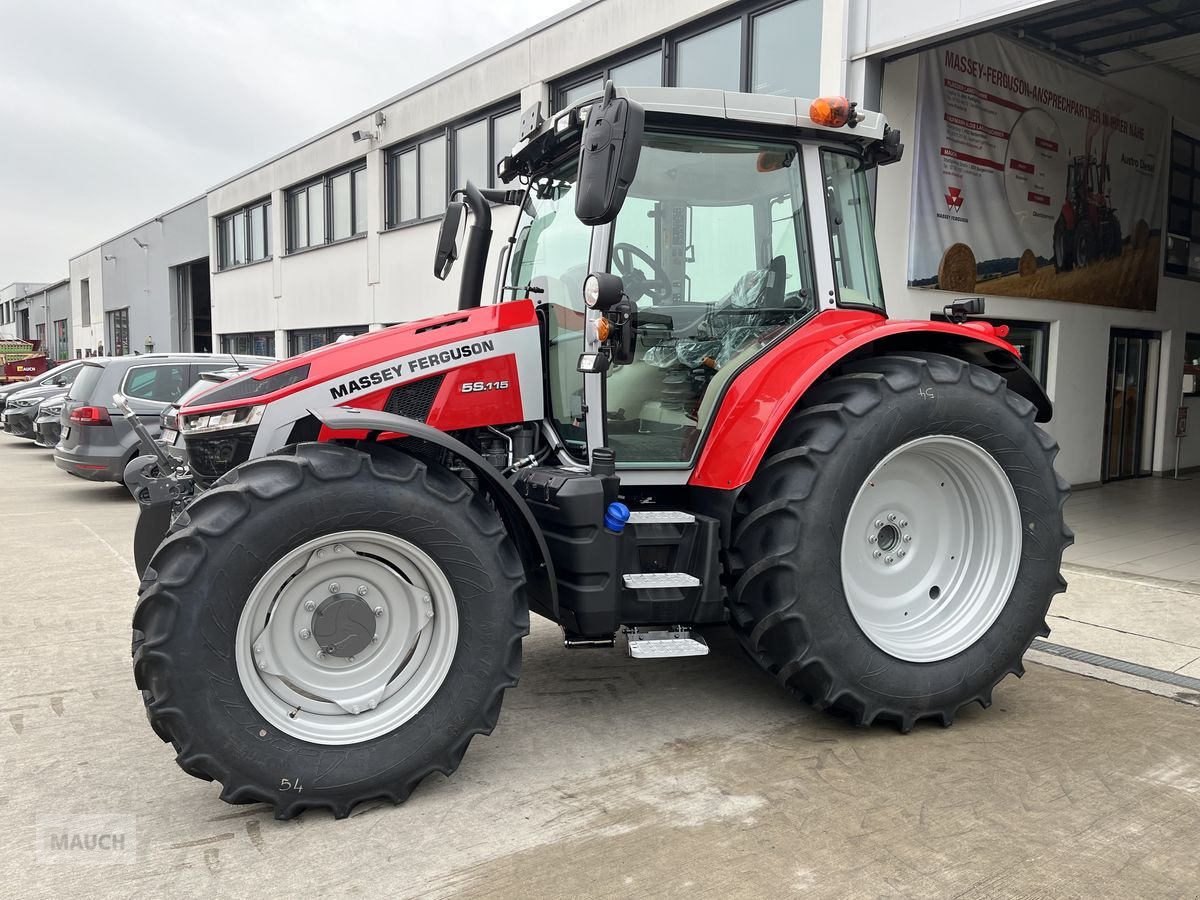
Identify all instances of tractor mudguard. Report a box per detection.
[689,309,1052,490]
[311,406,558,621]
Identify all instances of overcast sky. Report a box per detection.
[0,0,576,283]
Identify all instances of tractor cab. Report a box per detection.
[442,84,901,470]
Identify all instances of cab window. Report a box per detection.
[603,131,815,464]
[821,150,884,311]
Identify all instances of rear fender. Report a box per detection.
[689,311,1051,490]
[311,406,558,621]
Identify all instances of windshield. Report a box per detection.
[507,160,593,452]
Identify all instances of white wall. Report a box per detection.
[68,249,104,354]
[877,52,1200,485]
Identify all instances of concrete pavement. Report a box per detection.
[2,433,1199,899]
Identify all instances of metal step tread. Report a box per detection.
[623,572,701,589]
[627,510,696,524]
[627,629,710,659]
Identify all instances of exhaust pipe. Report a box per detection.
[457,181,492,311]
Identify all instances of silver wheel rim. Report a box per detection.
[839,435,1022,663]
[235,530,458,745]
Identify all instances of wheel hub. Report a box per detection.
[311,594,377,659]
[865,511,911,565]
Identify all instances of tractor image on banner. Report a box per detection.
[122,84,1071,820]
[908,32,1167,310]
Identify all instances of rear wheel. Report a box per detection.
[132,442,527,818]
[1053,215,1073,272]
[727,353,1071,731]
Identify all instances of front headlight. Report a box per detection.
[181,404,265,435]
[11,398,33,408]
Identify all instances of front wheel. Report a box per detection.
[727,353,1071,731]
[132,442,527,818]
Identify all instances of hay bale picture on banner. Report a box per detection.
[907,33,1168,310]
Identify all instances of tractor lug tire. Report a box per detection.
[727,353,1071,732]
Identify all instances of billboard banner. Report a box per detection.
[908,33,1167,310]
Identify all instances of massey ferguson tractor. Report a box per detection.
[1053,153,1122,271]
[125,85,1070,819]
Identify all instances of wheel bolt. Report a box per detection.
[352,705,361,714]
[898,550,906,557]
[899,520,908,527]
[328,582,340,593]
[357,585,368,596]
[374,606,384,618]
[369,700,377,710]
[887,513,897,522]
[874,520,883,528]
[258,660,267,670]
[316,650,325,660]
[304,600,316,612]
[371,636,379,644]
[348,656,356,663]
[333,545,343,553]
[885,556,895,564]
[316,549,326,558]
[904,535,912,542]
[299,629,311,640]
[873,550,882,559]
[254,643,264,654]
[868,535,877,544]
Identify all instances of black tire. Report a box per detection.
[132,442,528,819]
[727,353,1071,732]
[1053,215,1073,272]
[1074,222,1094,269]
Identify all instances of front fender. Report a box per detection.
[689,310,1051,490]
[311,406,558,621]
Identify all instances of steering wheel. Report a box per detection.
[612,243,673,303]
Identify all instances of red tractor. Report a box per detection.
[125,85,1069,819]
[1053,153,1122,271]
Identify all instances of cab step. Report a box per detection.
[627,510,696,524]
[622,572,700,589]
[626,627,709,659]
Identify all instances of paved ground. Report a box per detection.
[3,434,1200,899]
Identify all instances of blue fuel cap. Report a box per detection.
[604,501,630,533]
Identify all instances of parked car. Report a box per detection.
[3,389,67,440]
[34,393,69,448]
[55,353,274,482]
[0,360,86,429]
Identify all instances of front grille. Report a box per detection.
[187,427,257,481]
[384,374,444,421]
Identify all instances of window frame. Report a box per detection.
[285,161,368,254]
[221,331,277,358]
[819,145,887,314]
[384,99,521,230]
[107,307,131,356]
[1166,130,1200,281]
[287,325,369,356]
[54,318,69,361]
[551,0,818,111]
[217,197,272,271]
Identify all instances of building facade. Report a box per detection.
[9,279,72,360]
[0,282,49,341]
[68,195,210,358]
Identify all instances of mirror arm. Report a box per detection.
[457,181,494,311]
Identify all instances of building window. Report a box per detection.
[35,322,46,350]
[54,319,68,361]
[80,278,91,326]
[932,315,1051,385]
[287,162,366,252]
[1184,333,1200,397]
[107,308,130,356]
[218,199,271,270]
[1166,131,1200,278]
[552,0,821,111]
[288,325,368,356]
[221,331,276,358]
[386,103,520,228]
[751,0,821,96]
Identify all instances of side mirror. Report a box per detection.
[944,296,985,323]
[575,81,644,226]
[433,200,466,280]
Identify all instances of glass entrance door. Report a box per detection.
[1102,329,1161,481]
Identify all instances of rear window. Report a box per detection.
[122,364,190,403]
[67,364,105,402]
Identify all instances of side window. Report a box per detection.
[123,365,190,403]
[686,204,758,303]
[821,150,885,311]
